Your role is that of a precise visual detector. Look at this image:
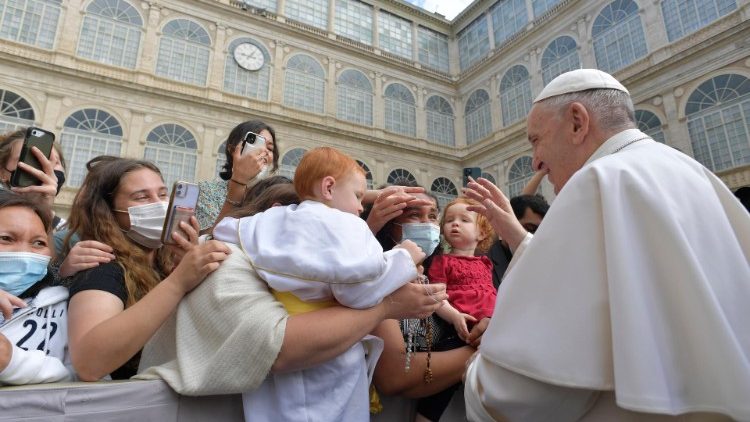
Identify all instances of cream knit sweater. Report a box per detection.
[135,243,288,395]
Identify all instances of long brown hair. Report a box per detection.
[64,156,166,307]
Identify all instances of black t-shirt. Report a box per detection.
[68,262,139,380]
[488,240,512,289]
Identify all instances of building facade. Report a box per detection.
[0,0,747,215]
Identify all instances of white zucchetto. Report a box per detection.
[534,68,629,102]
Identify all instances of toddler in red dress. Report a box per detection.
[428,197,496,342]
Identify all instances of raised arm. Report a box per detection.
[464,177,528,251]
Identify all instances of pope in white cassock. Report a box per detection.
[463,69,750,421]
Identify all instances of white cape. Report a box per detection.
[479,130,750,419]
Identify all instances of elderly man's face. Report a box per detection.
[527,103,580,194]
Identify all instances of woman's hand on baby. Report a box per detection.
[59,240,115,278]
[168,240,231,295]
[0,289,26,320]
[382,282,447,320]
[395,239,425,265]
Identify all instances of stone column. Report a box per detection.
[576,15,595,68]
[373,72,384,129]
[373,6,380,49]
[207,24,228,91]
[198,126,218,181]
[485,12,496,51]
[56,0,84,56]
[326,58,337,117]
[124,111,147,159]
[138,3,162,78]
[41,94,63,132]
[454,96,467,147]
[641,0,670,52]
[490,76,501,131]
[415,86,426,139]
[661,89,694,155]
[412,21,419,62]
[327,0,336,34]
[527,47,544,97]
[270,41,286,105]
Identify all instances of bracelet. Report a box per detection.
[230,178,247,186]
[225,198,242,207]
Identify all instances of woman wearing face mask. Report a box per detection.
[0,129,67,231]
[361,183,478,416]
[0,190,74,385]
[195,120,278,235]
[65,156,231,381]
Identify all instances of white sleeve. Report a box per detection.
[465,353,599,422]
[0,344,72,385]
[330,248,417,309]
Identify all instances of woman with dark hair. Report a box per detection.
[0,190,74,385]
[366,184,480,420]
[0,128,67,231]
[196,120,278,234]
[65,156,230,381]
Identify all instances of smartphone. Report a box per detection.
[240,131,266,156]
[10,127,55,188]
[162,181,200,245]
[462,167,481,187]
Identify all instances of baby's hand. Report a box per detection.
[396,239,426,265]
[450,311,477,342]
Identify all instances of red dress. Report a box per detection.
[427,255,496,321]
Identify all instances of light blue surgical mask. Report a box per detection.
[0,252,50,297]
[399,222,441,256]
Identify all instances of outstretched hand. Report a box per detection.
[365,186,431,234]
[463,177,528,251]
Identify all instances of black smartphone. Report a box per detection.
[162,181,200,245]
[463,167,482,187]
[10,127,55,188]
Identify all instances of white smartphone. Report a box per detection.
[240,131,266,156]
[162,181,200,245]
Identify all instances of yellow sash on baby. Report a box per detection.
[271,290,336,315]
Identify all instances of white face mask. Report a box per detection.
[114,202,168,249]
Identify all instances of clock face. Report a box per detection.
[233,43,265,71]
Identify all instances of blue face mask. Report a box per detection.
[400,223,441,256]
[0,252,50,297]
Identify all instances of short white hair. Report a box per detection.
[539,89,635,131]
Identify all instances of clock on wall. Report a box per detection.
[233,43,265,71]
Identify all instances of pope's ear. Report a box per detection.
[320,176,336,201]
[568,102,590,145]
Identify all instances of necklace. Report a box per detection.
[612,136,650,153]
[404,275,434,383]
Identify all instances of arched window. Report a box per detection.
[387,168,416,185]
[357,160,374,189]
[431,177,458,210]
[662,0,736,42]
[541,36,580,85]
[490,0,527,47]
[592,0,647,73]
[224,38,271,101]
[144,124,198,187]
[337,69,373,126]
[0,89,35,132]
[279,147,307,180]
[284,54,325,114]
[0,0,61,48]
[507,156,534,198]
[384,83,416,137]
[425,95,455,146]
[500,65,532,126]
[532,0,561,17]
[465,90,492,144]
[155,19,211,86]
[686,74,750,172]
[77,0,142,69]
[61,109,123,187]
[481,171,496,185]
[635,110,666,143]
[215,141,226,179]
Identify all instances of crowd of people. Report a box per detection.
[0,69,748,422]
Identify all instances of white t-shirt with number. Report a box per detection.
[0,285,73,385]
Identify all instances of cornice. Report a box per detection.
[377,0,451,27]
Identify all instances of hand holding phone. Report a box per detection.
[240,131,266,157]
[162,181,200,245]
[10,127,55,188]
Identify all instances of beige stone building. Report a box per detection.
[0,0,748,215]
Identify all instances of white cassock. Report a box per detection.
[465,129,750,421]
[213,200,416,422]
